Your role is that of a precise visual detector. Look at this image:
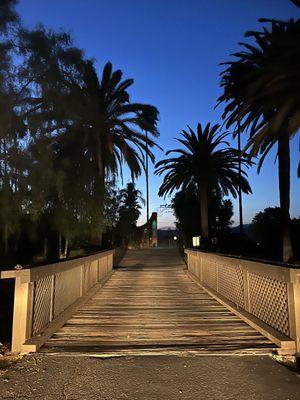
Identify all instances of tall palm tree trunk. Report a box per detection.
[95,138,105,246]
[3,224,8,254]
[199,182,209,238]
[145,130,150,247]
[278,134,293,262]
[58,233,62,259]
[145,130,149,222]
[237,121,244,236]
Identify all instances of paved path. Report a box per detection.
[1,354,300,399]
[42,248,275,355]
[1,248,300,399]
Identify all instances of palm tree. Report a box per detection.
[117,182,145,245]
[119,182,145,223]
[74,61,159,189]
[20,29,159,206]
[218,19,300,261]
[64,60,159,243]
[138,108,160,222]
[155,123,251,239]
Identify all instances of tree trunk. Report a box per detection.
[58,233,62,259]
[278,134,293,262]
[94,136,105,247]
[237,123,244,236]
[63,238,69,259]
[3,224,8,254]
[145,130,149,222]
[145,130,151,247]
[43,238,48,261]
[199,182,209,238]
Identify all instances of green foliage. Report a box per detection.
[217,199,234,233]
[0,1,19,33]
[219,19,300,171]
[252,207,284,259]
[156,122,250,240]
[172,187,233,246]
[103,182,121,231]
[0,4,159,260]
[251,207,300,261]
[155,123,252,198]
[115,182,145,246]
[171,189,200,246]
[219,19,300,261]
[0,1,26,253]
[68,60,159,184]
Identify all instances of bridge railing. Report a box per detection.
[1,250,114,353]
[185,249,300,356]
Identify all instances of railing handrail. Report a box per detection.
[1,249,114,282]
[5,249,115,353]
[185,248,300,356]
[185,247,300,269]
[185,248,300,284]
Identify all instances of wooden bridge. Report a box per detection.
[1,248,300,356]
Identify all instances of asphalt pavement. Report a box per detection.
[0,354,300,400]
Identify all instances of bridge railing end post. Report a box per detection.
[287,278,300,357]
[11,277,34,353]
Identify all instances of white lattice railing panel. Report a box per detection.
[185,249,300,354]
[188,254,196,276]
[217,264,245,308]
[54,266,81,317]
[190,254,201,279]
[32,276,53,335]
[248,272,290,336]
[84,260,98,292]
[202,259,217,290]
[1,250,114,352]
[98,257,108,281]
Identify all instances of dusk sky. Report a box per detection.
[18,0,300,228]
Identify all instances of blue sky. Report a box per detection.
[18,0,300,228]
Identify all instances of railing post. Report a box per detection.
[199,254,203,283]
[49,275,55,322]
[97,258,100,282]
[80,263,85,296]
[243,268,250,312]
[288,276,300,358]
[108,253,113,270]
[1,250,115,353]
[11,278,34,353]
[215,259,219,292]
[294,284,300,363]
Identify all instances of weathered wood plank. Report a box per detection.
[42,248,277,355]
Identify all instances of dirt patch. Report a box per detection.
[0,355,22,378]
[0,342,23,377]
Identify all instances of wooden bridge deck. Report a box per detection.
[41,248,276,355]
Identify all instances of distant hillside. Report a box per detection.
[231,224,253,237]
[157,228,180,247]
